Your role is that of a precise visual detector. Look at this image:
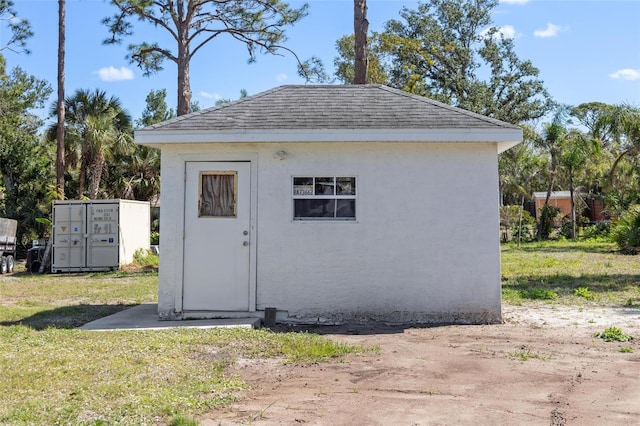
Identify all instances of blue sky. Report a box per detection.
[5,0,640,126]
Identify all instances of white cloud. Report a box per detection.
[95,66,134,82]
[481,25,517,40]
[609,68,640,81]
[199,91,222,100]
[496,25,517,39]
[276,73,288,82]
[534,23,563,38]
[501,0,530,4]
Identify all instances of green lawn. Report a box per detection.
[501,239,640,307]
[0,270,158,329]
[0,268,370,425]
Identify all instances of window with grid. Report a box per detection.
[293,177,356,220]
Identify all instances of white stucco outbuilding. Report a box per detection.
[136,85,522,324]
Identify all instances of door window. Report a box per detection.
[199,172,237,217]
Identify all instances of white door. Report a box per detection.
[183,161,252,311]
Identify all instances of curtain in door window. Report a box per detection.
[199,172,236,217]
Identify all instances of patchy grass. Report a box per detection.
[0,268,373,425]
[508,346,550,362]
[0,326,369,425]
[3,239,637,424]
[526,288,558,300]
[501,240,640,307]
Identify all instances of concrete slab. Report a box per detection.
[79,303,261,331]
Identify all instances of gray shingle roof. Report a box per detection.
[138,84,520,132]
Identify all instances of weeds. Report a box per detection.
[169,416,199,426]
[574,287,595,300]
[594,326,634,342]
[509,347,550,361]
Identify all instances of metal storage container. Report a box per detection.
[51,199,150,273]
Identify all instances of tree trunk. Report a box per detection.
[176,2,191,116]
[88,153,105,200]
[56,0,65,199]
[518,196,524,248]
[536,167,556,240]
[3,174,14,196]
[543,170,555,206]
[176,47,192,116]
[569,170,576,239]
[78,146,88,198]
[354,0,368,84]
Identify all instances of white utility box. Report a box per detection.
[51,199,150,273]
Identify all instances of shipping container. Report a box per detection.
[51,200,150,273]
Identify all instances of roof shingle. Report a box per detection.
[139,84,521,132]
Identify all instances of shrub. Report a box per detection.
[582,221,611,239]
[500,206,535,242]
[133,249,159,267]
[537,205,562,240]
[150,231,160,245]
[559,221,573,239]
[611,205,640,254]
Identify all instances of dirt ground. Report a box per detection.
[201,303,640,426]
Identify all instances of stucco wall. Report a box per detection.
[157,141,502,324]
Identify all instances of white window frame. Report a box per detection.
[292,176,357,221]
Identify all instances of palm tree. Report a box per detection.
[533,105,571,239]
[596,104,640,184]
[109,144,160,201]
[498,125,541,206]
[561,129,599,238]
[84,112,131,199]
[47,89,132,199]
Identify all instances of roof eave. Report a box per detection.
[135,128,523,147]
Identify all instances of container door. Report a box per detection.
[183,161,251,311]
[52,203,85,269]
[86,203,119,268]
